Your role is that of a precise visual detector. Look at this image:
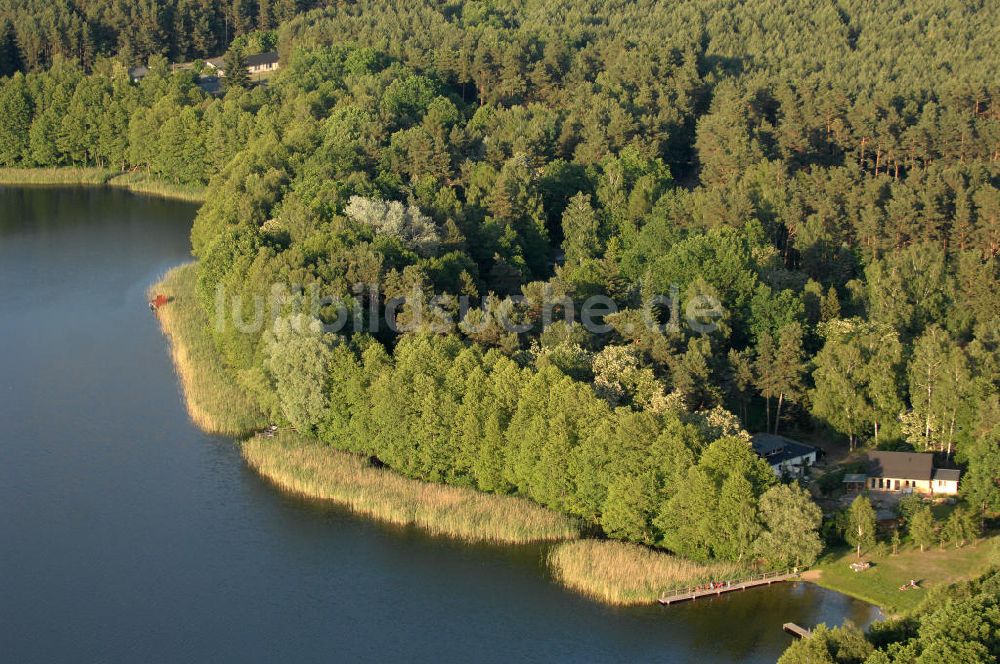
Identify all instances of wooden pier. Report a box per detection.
[783,623,812,639]
[657,569,798,605]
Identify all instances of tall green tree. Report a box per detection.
[904,325,971,457]
[755,483,823,569]
[713,474,761,562]
[846,495,877,559]
[909,506,936,552]
[223,47,250,89]
[0,71,31,164]
[560,192,600,264]
[771,322,806,434]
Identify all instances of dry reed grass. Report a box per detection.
[151,263,266,436]
[548,539,743,605]
[108,173,206,202]
[0,168,206,203]
[243,432,580,544]
[0,166,112,185]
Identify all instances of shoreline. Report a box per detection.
[795,539,999,615]
[152,263,577,545]
[151,259,972,610]
[150,264,267,437]
[243,432,579,544]
[548,540,743,606]
[0,167,206,203]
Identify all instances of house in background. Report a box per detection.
[205,52,280,79]
[862,450,960,495]
[751,433,819,477]
[128,65,149,82]
[246,52,280,75]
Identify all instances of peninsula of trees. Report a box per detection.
[2,0,997,584]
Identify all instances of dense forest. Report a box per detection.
[1,0,998,570]
[0,0,315,73]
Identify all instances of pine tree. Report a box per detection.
[560,192,600,264]
[771,322,806,434]
[223,47,250,90]
[0,72,32,164]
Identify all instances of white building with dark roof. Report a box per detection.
[751,433,819,478]
[205,52,280,78]
[863,451,960,495]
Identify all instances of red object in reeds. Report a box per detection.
[151,294,169,309]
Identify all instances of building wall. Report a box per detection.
[773,452,817,477]
[932,479,959,495]
[868,476,958,495]
[249,62,279,74]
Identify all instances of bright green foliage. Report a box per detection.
[561,192,600,265]
[6,0,1000,570]
[846,495,877,559]
[940,507,979,549]
[811,319,905,449]
[909,507,936,552]
[776,623,872,664]
[713,474,761,562]
[0,72,31,163]
[755,483,823,568]
[263,315,337,436]
[782,569,1000,662]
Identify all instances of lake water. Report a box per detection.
[0,187,878,662]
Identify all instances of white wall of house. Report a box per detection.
[867,476,958,495]
[932,478,959,495]
[771,451,817,477]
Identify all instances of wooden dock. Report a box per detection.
[657,569,798,605]
[783,623,812,639]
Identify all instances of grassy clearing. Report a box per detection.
[242,432,580,544]
[0,167,206,202]
[548,539,743,605]
[803,536,999,614]
[0,166,113,185]
[151,263,267,436]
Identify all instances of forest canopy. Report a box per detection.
[1,0,997,566]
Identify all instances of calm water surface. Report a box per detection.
[0,187,878,663]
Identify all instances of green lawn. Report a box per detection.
[805,535,998,614]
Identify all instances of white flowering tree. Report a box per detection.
[344,195,441,257]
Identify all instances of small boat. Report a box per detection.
[149,294,169,310]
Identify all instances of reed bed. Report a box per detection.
[0,166,113,185]
[0,167,206,202]
[242,432,580,544]
[548,540,743,605]
[151,263,267,436]
[108,173,206,203]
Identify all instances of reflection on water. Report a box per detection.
[0,187,877,663]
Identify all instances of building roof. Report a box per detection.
[751,433,817,466]
[205,57,224,69]
[128,65,149,80]
[246,52,279,67]
[864,451,933,481]
[932,468,962,482]
[842,473,867,483]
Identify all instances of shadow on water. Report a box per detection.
[0,187,878,664]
